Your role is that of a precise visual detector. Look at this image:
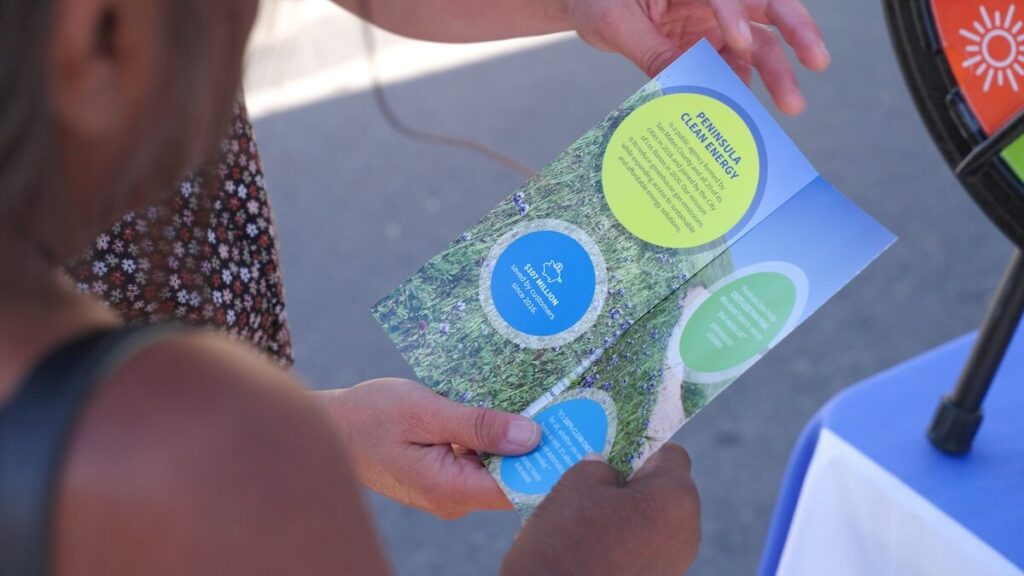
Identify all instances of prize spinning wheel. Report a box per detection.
[885,0,1024,454]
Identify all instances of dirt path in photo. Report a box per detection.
[634,287,707,470]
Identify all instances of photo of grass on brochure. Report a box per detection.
[372,39,895,516]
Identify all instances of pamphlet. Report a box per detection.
[372,39,895,515]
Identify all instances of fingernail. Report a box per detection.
[784,91,805,116]
[737,21,753,53]
[815,41,831,68]
[583,453,606,462]
[506,420,540,450]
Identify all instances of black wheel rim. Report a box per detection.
[884,0,1024,247]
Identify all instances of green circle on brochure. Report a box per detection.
[602,93,760,248]
[680,272,795,373]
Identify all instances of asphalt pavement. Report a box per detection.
[249,0,1014,573]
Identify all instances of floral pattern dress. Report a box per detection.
[66,102,293,366]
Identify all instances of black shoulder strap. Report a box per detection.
[0,325,176,576]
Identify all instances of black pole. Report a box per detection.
[928,249,1024,455]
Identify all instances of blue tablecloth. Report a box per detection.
[759,327,1024,575]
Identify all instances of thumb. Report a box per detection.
[597,5,682,77]
[556,454,623,490]
[630,443,694,491]
[431,400,541,455]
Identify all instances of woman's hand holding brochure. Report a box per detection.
[319,379,541,519]
[567,0,830,114]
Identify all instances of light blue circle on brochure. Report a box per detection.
[499,398,609,496]
[490,231,597,337]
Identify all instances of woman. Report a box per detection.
[0,0,708,574]
[61,0,831,521]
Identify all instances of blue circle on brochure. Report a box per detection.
[490,231,597,337]
[500,398,610,495]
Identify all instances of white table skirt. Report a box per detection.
[776,429,1021,576]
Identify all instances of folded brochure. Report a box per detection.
[372,39,895,516]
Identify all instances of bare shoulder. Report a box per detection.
[53,331,390,576]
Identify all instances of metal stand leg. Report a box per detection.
[928,249,1024,455]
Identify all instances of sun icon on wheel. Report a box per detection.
[960,4,1024,92]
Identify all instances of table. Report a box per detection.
[758,328,1024,575]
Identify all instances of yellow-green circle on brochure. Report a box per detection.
[602,93,760,248]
